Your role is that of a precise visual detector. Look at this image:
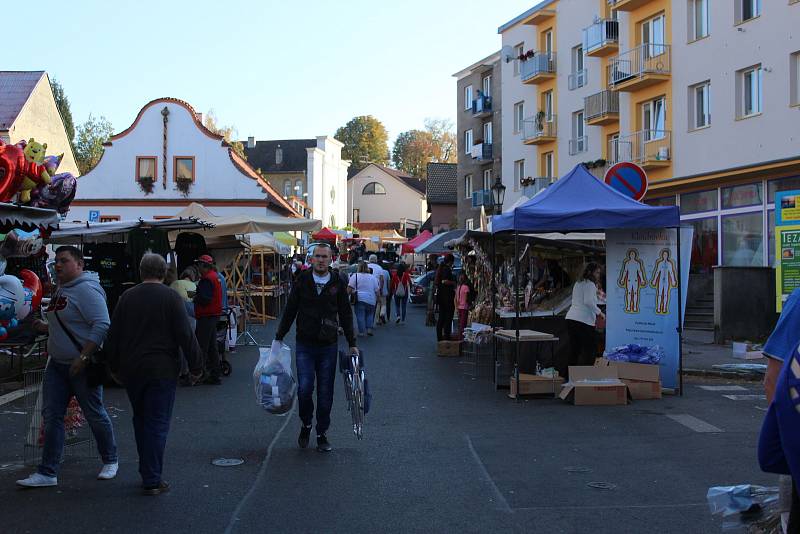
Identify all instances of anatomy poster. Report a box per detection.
[605,228,693,389]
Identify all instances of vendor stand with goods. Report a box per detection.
[484,165,692,404]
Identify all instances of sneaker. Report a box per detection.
[203,376,222,385]
[97,462,118,480]
[316,434,332,452]
[142,481,170,496]
[367,329,374,336]
[298,425,312,449]
[16,473,57,488]
[395,317,401,324]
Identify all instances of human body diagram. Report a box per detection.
[617,249,647,313]
[650,248,678,315]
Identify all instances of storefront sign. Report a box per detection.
[605,228,693,389]
[775,225,800,311]
[776,190,800,226]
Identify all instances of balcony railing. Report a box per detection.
[521,177,554,198]
[569,136,588,155]
[608,0,655,11]
[608,130,672,167]
[472,95,492,117]
[470,142,493,161]
[522,114,557,143]
[584,90,619,123]
[583,19,619,55]
[520,52,556,83]
[471,189,493,208]
[568,69,587,90]
[608,43,671,89]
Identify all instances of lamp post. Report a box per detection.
[491,175,506,215]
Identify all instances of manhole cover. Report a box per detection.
[587,482,617,490]
[564,466,591,474]
[212,458,244,467]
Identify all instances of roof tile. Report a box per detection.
[426,163,457,204]
[0,71,45,130]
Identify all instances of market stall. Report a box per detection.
[492,164,686,396]
[241,233,292,323]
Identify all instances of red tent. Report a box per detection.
[401,230,433,254]
[312,227,338,241]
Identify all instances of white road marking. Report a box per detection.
[666,414,723,433]
[465,434,512,513]
[698,385,748,392]
[0,389,30,407]
[723,394,766,401]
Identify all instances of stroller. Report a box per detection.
[216,308,234,376]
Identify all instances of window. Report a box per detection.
[483,122,493,144]
[295,180,303,196]
[641,97,666,139]
[99,215,120,223]
[722,182,762,209]
[353,209,360,223]
[641,13,666,57]
[543,30,553,54]
[646,196,677,206]
[791,51,800,106]
[136,156,156,182]
[514,102,525,133]
[483,169,492,190]
[688,0,709,41]
[571,111,587,154]
[513,43,524,76]
[283,180,292,197]
[362,182,386,195]
[464,129,473,154]
[570,45,586,90]
[543,91,554,119]
[681,190,718,214]
[768,176,800,202]
[723,212,763,266]
[737,65,763,117]
[173,156,195,182]
[465,218,474,230]
[465,85,473,110]
[608,132,620,162]
[690,81,711,129]
[542,152,554,178]
[275,147,283,165]
[736,0,761,23]
[464,174,473,199]
[688,217,718,273]
[514,159,525,190]
[482,74,492,97]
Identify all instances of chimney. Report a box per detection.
[247,136,255,149]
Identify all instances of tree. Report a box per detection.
[391,118,457,178]
[50,79,75,143]
[74,114,114,174]
[424,118,457,163]
[203,109,247,160]
[334,115,390,170]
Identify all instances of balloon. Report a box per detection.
[0,274,24,340]
[19,269,42,313]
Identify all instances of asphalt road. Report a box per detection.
[0,304,773,533]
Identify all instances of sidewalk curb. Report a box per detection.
[683,368,762,382]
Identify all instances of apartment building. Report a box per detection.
[498,0,800,275]
[453,52,502,229]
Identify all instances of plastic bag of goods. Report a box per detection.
[253,341,296,415]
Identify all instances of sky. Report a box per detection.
[5,0,533,147]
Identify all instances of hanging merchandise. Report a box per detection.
[83,242,133,312]
[126,228,171,282]
[175,232,208,274]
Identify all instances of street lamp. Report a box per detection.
[491,175,506,214]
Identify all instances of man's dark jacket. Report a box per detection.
[275,268,356,347]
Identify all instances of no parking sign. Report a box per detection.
[604,162,648,202]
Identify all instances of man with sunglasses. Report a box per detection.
[275,243,357,452]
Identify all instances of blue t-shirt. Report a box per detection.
[763,288,800,362]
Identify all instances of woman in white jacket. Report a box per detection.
[565,262,604,377]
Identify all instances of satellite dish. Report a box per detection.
[501,45,514,63]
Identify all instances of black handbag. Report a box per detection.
[53,310,109,387]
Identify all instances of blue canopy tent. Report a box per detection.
[491,164,685,395]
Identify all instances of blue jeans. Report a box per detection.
[125,378,177,488]
[354,301,376,334]
[39,360,118,478]
[394,295,407,321]
[295,342,338,435]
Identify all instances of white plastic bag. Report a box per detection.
[253,341,296,415]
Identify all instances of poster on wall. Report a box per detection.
[775,190,800,226]
[605,227,693,390]
[775,225,800,312]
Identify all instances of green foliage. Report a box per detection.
[203,109,247,160]
[334,115,389,170]
[50,79,75,143]
[391,118,457,178]
[74,114,113,175]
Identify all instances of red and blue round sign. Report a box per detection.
[604,162,648,202]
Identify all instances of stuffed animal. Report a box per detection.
[0,141,49,203]
[0,270,42,340]
[18,139,51,203]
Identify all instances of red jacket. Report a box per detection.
[391,271,411,293]
[194,269,222,318]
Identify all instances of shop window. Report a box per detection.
[174,157,195,182]
[688,217,718,274]
[362,182,386,195]
[768,209,776,267]
[136,156,156,182]
[646,196,677,206]
[768,176,800,203]
[722,182,762,209]
[722,211,763,266]
[681,190,717,214]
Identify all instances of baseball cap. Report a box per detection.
[195,254,214,265]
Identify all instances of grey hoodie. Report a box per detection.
[46,272,110,363]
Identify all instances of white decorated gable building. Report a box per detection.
[69,97,299,222]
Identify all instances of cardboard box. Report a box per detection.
[559,366,629,406]
[437,340,461,357]
[596,358,662,400]
[509,373,564,398]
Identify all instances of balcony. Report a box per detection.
[569,136,588,156]
[584,90,619,126]
[607,0,655,11]
[583,19,619,57]
[521,177,554,198]
[471,189,493,209]
[525,8,556,25]
[608,44,671,91]
[568,69,587,90]
[470,142,493,162]
[472,95,492,118]
[608,130,672,170]
[522,114,557,145]
[521,52,556,84]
